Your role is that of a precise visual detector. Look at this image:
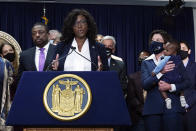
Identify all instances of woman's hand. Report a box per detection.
[158,80,171,91]
[161,61,175,74]
[52,54,59,70]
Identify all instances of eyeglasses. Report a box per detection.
[74,20,87,27]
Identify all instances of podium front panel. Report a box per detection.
[6,71,131,126]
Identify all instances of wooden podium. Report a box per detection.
[6,71,131,131]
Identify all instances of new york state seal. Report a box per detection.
[43,74,92,121]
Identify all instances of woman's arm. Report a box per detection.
[141,60,159,91]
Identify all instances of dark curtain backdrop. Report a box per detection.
[0,2,195,74]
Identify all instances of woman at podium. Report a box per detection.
[52,9,108,71]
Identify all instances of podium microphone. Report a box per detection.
[71,46,98,70]
[45,46,75,71]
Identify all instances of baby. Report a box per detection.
[152,41,187,109]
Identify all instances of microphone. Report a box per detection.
[71,46,98,70]
[70,46,76,50]
[45,47,75,71]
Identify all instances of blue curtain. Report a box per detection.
[0,2,194,74]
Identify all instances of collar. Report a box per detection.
[108,57,111,66]
[36,42,50,52]
[72,38,89,50]
[145,54,163,65]
[145,54,155,60]
[183,58,189,67]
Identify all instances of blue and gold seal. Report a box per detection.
[43,74,92,121]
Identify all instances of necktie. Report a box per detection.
[39,48,45,71]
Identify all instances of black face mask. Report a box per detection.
[3,52,15,62]
[105,48,112,57]
[179,50,189,60]
[149,41,164,54]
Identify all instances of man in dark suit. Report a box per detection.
[15,22,56,131]
[101,35,127,97]
[126,50,150,131]
[48,29,62,45]
[180,41,196,131]
[18,22,56,77]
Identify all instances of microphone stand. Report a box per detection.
[71,46,98,70]
[45,48,75,71]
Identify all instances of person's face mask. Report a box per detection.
[105,48,112,57]
[3,52,15,62]
[179,50,189,60]
[149,41,164,54]
[49,40,54,44]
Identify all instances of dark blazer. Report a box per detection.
[126,71,144,124]
[54,40,109,71]
[141,57,190,115]
[184,60,196,108]
[18,44,56,77]
[183,60,196,131]
[110,56,127,96]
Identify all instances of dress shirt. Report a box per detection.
[35,42,50,71]
[108,57,111,67]
[146,54,164,79]
[64,38,91,71]
[183,58,189,67]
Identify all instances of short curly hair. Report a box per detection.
[32,22,49,33]
[61,9,97,44]
[167,39,180,54]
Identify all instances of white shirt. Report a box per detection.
[146,54,162,78]
[183,58,189,67]
[108,57,111,67]
[35,42,50,71]
[64,38,91,71]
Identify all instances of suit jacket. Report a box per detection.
[126,71,144,124]
[18,44,56,77]
[109,57,127,96]
[141,56,190,115]
[54,40,109,71]
[184,60,196,108]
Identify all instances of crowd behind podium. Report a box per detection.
[0,8,195,131]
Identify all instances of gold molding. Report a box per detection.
[0,31,22,55]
